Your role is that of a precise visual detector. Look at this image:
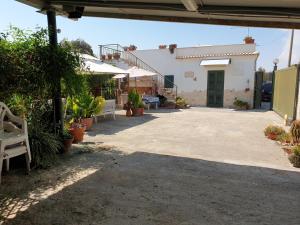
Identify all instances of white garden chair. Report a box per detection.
[0,102,31,184]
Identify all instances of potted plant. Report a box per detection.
[66,94,105,131]
[169,44,177,54]
[62,128,74,153]
[128,45,137,51]
[159,45,167,49]
[128,89,144,116]
[264,125,286,141]
[107,53,113,60]
[69,122,85,143]
[123,102,132,117]
[77,94,105,130]
[244,36,255,44]
[101,55,106,61]
[233,98,250,110]
[113,52,121,60]
[289,146,300,168]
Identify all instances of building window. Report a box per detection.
[164,75,174,88]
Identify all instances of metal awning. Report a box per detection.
[16,0,300,29]
[200,59,230,66]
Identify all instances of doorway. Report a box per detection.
[207,70,225,107]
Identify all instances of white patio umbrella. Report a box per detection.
[126,66,157,78]
[80,54,128,74]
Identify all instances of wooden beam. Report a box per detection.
[84,12,300,29]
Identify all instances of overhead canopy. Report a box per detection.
[17,0,300,29]
[112,66,157,79]
[200,59,230,66]
[80,54,128,74]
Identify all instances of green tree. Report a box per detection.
[60,38,94,56]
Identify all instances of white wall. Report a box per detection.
[133,44,258,107]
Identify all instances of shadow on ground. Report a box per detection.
[1,149,299,225]
[88,113,158,136]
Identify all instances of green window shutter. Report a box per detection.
[164,75,174,88]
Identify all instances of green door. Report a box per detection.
[207,70,225,107]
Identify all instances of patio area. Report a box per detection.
[1,108,299,225]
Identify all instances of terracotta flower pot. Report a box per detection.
[69,127,85,143]
[159,45,167,49]
[267,133,277,140]
[107,54,113,60]
[63,137,74,153]
[132,108,144,116]
[81,117,93,131]
[101,55,106,60]
[113,53,121,60]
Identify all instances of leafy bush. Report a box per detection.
[264,125,286,137]
[277,132,292,143]
[66,94,106,120]
[290,120,300,143]
[27,101,61,168]
[175,96,187,109]
[289,145,300,168]
[233,98,250,110]
[128,89,142,109]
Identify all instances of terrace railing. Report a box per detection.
[99,44,177,99]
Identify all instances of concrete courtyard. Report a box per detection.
[87,107,295,170]
[1,108,300,225]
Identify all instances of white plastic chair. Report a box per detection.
[0,102,31,184]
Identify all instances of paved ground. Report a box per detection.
[1,108,300,225]
[87,107,294,170]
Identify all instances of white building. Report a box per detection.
[132,42,259,108]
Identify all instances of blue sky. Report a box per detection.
[1,1,298,71]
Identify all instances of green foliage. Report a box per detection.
[0,26,81,101]
[175,96,187,108]
[7,94,32,118]
[289,145,300,168]
[0,26,83,168]
[290,120,300,143]
[67,94,106,120]
[277,132,292,143]
[27,101,61,168]
[60,38,94,56]
[128,89,142,109]
[233,98,250,110]
[63,128,73,139]
[264,125,286,136]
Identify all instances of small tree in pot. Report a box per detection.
[128,89,144,116]
[62,127,74,153]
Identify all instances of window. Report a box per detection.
[164,75,174,88]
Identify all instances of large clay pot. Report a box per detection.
[69,127,85,143]
[63,137,74,153]
[132,108,144,116]
[81,118,93,131]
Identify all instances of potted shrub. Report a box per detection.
[69,122,85,143]
[128,89,144,116]
[244,36,255,44]
[289,146,300,168]
[233,98,250,110]
[78,95,105,130]
[113,52,121,60]
[107,53,113,60]
[66,94,105,131]
[159,45,167,49]
[169,44,177,54]
[62,128,74,153]
[128,45,137,51]
[123,102,132,117]
[175,96,188,109]
[264,125,286,140]
[101,55,106,61]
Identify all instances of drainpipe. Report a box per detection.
[47,10,63,135]
[270,60,278,110]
